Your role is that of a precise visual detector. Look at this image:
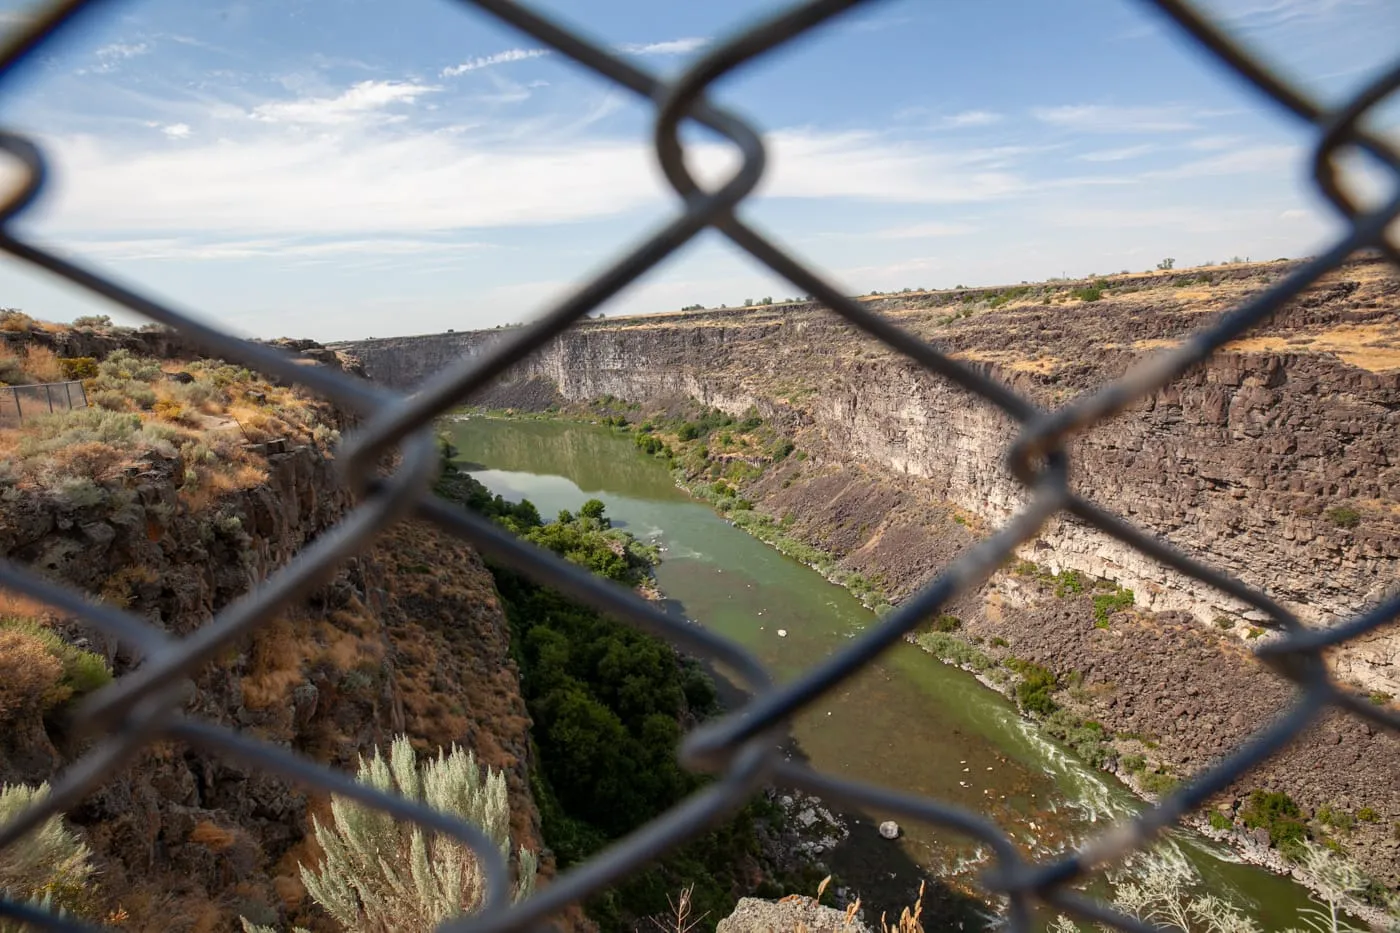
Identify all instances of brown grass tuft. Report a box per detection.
[22,346,64,383]
[0,627,64,718]
[241,616,313,711]
[0,589,55,619]
[187,821,238,852]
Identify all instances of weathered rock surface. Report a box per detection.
[0,401,541,929]
[718,897,870,933]
[340,255,1400,884]
[339,258,1400,694]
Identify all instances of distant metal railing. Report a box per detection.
[0,1,1396,933]
[0,379,87,424]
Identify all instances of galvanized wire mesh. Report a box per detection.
[0,0,1396,931]
[0,380,87,424]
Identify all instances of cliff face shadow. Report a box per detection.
[657,594,995,931]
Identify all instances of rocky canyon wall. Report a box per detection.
[341,262,1400,698]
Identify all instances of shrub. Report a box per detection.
[1317,805,1355,834]
[1120,754,1146,773]
[932,614,961,633]
[0,628,64,718]
[916,632,991,672]
[990,636,1009,648]
[51,477,107,510]
[1370,691,1393,706]
[20,347,63,383]
[1053,569,1085,597]
[1006,659,1059,716]
[768,439,795,461]
[1093,587,1135,627]
[1326,506,1361,529]
[1138,770,1179,795]
[0,310,35,332]
[0,782,95,918]
[57,357,98,380]
[297,736,536,933]
[676,423,700,441]
[70,315,112,329]
[1209,811,1232,831]
[1070,285,1103,302]
[1242,789,1310,852]
[0,618,112,708]
[152,399,188,423]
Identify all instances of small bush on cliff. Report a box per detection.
[916,632,991,671]
[1092,586,1134,627]
[1005,658,1059,716]
[932,614,961,633]
[1325,506,1361,529]
[0,782,95,920]
[0,618,112,713]
[291,736,535,933]
[1242,789,1310,854]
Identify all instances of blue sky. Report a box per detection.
[0,0,1394,340]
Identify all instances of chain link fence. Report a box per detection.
[0,0,1397,931]
[0,380,87,425]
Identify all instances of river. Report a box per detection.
[447,416,1321,930]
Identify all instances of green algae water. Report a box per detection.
[448,416,1320,928]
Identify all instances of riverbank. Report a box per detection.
[452,406,1397,929]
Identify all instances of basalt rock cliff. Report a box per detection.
[340,257,1400,882]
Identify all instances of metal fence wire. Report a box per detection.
[0,380,87,424]
[0,0,1397,931]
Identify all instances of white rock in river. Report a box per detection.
[777,629,788,637]
[878,821,900,840]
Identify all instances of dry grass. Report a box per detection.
[0,589,55,619]
[240,616,315,711]
[0,343,338,519]
[1223,323,1400,372]
[187,822,238,852]
[22,345,64,383]
[0,626,63,718]
[952,349,1061,375]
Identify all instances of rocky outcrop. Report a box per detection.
[718,897,870,933]
[0,426,541,929]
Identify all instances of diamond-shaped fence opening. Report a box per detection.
[0,1,1397,932]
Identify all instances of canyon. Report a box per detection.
[339,256,1400,884]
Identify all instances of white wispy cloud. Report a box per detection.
[1212,0,1368,29]
[1077,144,1156,162]
[942,110,1003,129]
[1186,135,1244,151]
[872,222,976,239]
[85,41,151,74]
[58,235,493,263]
[616,37,709,56]
[19,107,1034,244]
[161,123,192,139]
[441,48,549,78]
[250,80,440,125]
[1149,144,1296,178]
[1032,104,1200,133]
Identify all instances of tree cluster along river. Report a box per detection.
[448,417,1320,930]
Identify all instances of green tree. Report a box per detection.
[579,498,608,524]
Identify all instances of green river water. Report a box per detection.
[448,416,1320,929]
